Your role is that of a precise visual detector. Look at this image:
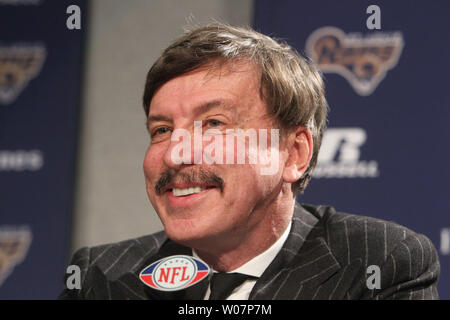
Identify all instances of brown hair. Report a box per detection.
[142,23,328,193]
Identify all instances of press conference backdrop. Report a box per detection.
[0,0,86,299]
[0,0,448,300]
[254,0,449,298]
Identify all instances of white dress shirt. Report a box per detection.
[193,222,292,300]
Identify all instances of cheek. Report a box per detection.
[143,146,163,182]
[227,164,276,197]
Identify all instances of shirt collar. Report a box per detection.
[192,221,292,278]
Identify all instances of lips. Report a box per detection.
[165,185,218,207]
[162,181,218,194]
[168,185,217,196]
[155,168,225,201]
[172,186,207,197]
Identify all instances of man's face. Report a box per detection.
[143,61,289,251]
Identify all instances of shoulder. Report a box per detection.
[58,231,168,299]
[69,231,168,280]
[301,203,432,257]
[300,203,440,299]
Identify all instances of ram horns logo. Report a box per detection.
[139,255,210,291]
[306,27,404,96]
[0,226,32,286]
[0,44,46,105]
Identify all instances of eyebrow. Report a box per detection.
[146,114,171,132]
[147,114,172,124]
[146,99,236,130]
[195,99,235,115]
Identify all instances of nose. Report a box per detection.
[163,126,200,169]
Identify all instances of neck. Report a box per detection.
[194,183,295,272]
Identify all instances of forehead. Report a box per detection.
[148,61,263,116]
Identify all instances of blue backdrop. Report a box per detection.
[0,0,86,299]
[254,0,449,299]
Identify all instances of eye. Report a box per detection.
[206,119,223,127]
[151,126,171,137]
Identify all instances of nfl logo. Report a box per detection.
[139,255,210,291]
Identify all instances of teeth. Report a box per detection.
[172,187,206,197]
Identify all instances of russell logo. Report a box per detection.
[139,255,210,291]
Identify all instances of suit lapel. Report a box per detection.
[103,204,350,300]
[250,204,341,300]
[108,238,210,300]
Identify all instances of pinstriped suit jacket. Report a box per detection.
[58,203,440,300]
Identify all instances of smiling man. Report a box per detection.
[59,23,440,300]
[144,60,299,271]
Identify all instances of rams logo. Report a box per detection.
[0,44,46,105]
[306,27,404,96]
[0,226,32,286]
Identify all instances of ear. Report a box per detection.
[282,127,313,184]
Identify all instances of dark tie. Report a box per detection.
[208,272,255,300]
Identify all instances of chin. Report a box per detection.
[164,220,225,249]
[164,220,207,242]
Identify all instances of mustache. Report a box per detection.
[155,168,225,195]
